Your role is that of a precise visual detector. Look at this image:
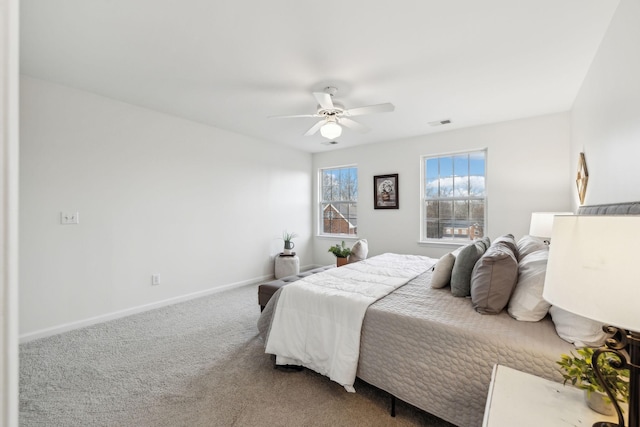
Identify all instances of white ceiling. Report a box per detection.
[20,0,619,153]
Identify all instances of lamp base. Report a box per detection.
[593,423,621,427]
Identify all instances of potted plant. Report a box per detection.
[282,231,297,255]
[556,347,629,415]
[328,241,351,267]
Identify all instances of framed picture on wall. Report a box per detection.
[374,174,399,209]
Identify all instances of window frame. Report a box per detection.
[419,149,488,245]
[318,164,358,238]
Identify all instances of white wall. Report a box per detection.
[19,77,312,338]
[570,0,640,208]
[313,113,572,264]
[31,4,639,335]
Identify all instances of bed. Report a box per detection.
[258,202,639,427]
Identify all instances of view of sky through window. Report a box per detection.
[423,151,486,241]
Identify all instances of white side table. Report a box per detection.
[483,364,625,426]
[275,254,299,279]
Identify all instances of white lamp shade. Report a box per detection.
[542,215,640,332]
[529,212,573,238]
[320,121,342,139]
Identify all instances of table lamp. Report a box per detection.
[543,215,639,427]
[529,212,573,242]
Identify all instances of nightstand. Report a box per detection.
[483,364,625,426]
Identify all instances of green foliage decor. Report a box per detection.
[328,241,352,258]
[557,347,629,405]
[282,231,298,243]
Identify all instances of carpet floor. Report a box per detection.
[20,284,456,426]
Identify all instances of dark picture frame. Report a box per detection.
[374,174,399,209]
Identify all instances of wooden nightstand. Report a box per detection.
[483,364,625,427]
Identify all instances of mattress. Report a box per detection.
[258,266,574,427]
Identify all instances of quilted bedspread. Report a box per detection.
[264,253,435,392]
[356,269,574,427]
[258,258,574,427]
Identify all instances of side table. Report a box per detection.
[275,254,299,279]
[483,364,625,426]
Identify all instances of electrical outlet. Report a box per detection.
[151,274,161,286]
[60,211,79,225]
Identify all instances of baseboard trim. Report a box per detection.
[19,273,276,343]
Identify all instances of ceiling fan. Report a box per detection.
[270,87,395,140]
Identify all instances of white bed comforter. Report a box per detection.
[264,253,434,392]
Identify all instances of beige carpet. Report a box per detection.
[20,284,456,426]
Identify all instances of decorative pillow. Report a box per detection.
[492,234,518,257]
[479,236,491,251]
[470,242,518,314]
[430,253,455,289]
[348,239,368,263]
[507,249,550,321]
[450,241,486,297]
[450,245,464,259]
[516,235,547,260]
[548,306,608,347]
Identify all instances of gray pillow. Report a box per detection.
[479,236,491,251]
[470,242,518,314]
[450,241,486,297]
[492,234,518,257]
[348,239,368,263]
[450,245,464,259]
[430,253,455,289]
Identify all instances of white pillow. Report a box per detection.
[430,253,455,289]
[508,249,550,321]
[548,305,608,347]
[348,239,368,263]
[516,235,548,260]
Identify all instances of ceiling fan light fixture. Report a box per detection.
[320,121,342,139]
[269,87,394,141]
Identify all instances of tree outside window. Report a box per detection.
[320,166,358,236]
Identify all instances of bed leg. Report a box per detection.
[390,395,396,417]
[274,363,303,372]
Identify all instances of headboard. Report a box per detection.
[577,201,640,215]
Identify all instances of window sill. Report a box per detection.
[317,234,359,241]
[417,240,469,249]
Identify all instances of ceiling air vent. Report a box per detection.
[428,119,452,127]
[321,140,339,146]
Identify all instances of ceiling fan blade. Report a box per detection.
[313,92,334,110]
[304,119,326,136]
[268,113,320,119]
[343,102,395,117]
[339,117,370,133]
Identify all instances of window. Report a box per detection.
[320,165,358,236]
[421,150,486,242]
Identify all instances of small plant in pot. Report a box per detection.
[557,347,629,415]
[282,231,298,255]
[328,241,352,267]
